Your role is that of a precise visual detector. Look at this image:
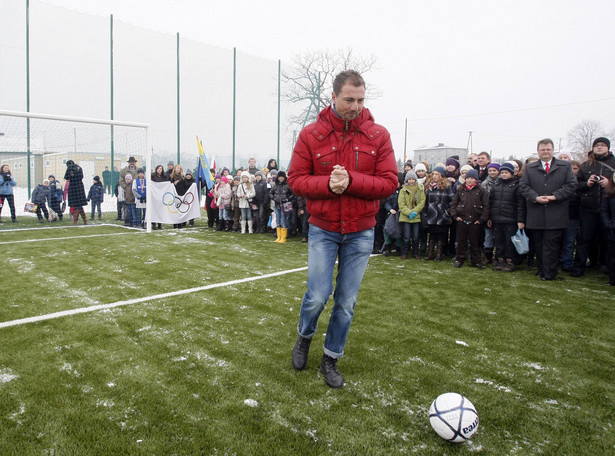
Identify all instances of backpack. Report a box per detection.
[384,212,402,239]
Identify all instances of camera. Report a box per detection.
[593,175,601,183]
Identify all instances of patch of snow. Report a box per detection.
[0,368,18,383]
[244,399,258,407]
[475,377,512,393]
[456,340,469,347]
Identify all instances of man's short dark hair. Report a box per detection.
[537,138,554,150]
[478,151,491,160]
[332,70,365,95]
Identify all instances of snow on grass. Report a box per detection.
[0,368,18,384]
[475,377,512,393]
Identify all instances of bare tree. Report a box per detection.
[282,49,380,132]
[567,120,603,159]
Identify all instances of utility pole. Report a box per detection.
[466,131,473,154]
[403,118,408,164]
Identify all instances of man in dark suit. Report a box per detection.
[519,138,577,280]
[475,151,491,182]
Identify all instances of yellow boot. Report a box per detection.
[274,227,282,243]
[279,227,288,244]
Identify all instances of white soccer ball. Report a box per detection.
[429,392,479,443]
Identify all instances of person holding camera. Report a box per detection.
[570,137,615,278]
[0,164,17,223]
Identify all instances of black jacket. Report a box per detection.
[489,177,526,224]
[576,152,615,212]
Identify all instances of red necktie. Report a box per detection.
[545,163,550,173]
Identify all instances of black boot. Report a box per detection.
[383,244,392,257]
[483,247,494,265]
[426,240,436,260]
[291,336,312,371]
[320,354,344,388]
[412,242,420,259]
[435,242,445,261]
[225,220,232,232]
[216,220,225,231]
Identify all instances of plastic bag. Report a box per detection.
[511,228,529,255]
[24,202,38,213]
[384,212,402,239]
[282,201,293,214]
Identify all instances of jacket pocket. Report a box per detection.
[355,147,377,172]
[314,149,336,175]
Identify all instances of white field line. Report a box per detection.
[0,232,141,245]
[0,266,309,329]
[0,224,143,244]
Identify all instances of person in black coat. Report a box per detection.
[253,170,270,234]
[571,137,615,277]
[150,164,169,229]
[488,162,526,271]
[600,188,615,286]
[519,139,577,280]
[64,160,88,225]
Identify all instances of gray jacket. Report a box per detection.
[519,159,577,230]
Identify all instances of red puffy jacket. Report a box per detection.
[288,105,398,234]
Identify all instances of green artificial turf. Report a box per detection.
[0,221,613,455]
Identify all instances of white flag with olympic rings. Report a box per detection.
[149,182,201,224]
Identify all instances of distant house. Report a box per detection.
[413,143,468,168]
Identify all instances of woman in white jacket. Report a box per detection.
[236,171,256,233]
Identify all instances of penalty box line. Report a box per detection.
[0,266,309,329]
[0,231,141,245]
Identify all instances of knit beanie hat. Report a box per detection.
[405,170,417,182]
[592,137,610,149]
[500,162,515,175]
[432,166,446,176]
[255,170,265,179]
[276,170,287,179]
[446,157,460,169]
[415,163,427,173]
[460,164,473,174]
[215,174,221,180]
[487,163,500,171]
[241,171,250,179]
[221,176,229,183]
[466,169,479,180]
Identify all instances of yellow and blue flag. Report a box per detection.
[195,135,213,190]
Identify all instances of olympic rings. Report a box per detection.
[162,191,194,214]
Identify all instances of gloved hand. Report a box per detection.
[410,211,417,220]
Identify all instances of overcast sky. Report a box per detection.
[13,0,615,161]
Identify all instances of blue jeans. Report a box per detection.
[483,227,494,248]
[91,201,102,218]
[125,203,137,225]
[561,219,579,269]
[240,207,251,221]
[274,206,289,228]
[297,224,374,358]
[401,222,420,256]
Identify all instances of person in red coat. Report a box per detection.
[288,70,398,388]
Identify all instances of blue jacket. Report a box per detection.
[49,182,64,203]
[0,174,17,196]
[31,184,51,205]
[87,182,105,203]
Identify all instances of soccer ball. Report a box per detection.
[429,392,479,443]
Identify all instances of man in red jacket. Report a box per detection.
[288,70,398,388]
